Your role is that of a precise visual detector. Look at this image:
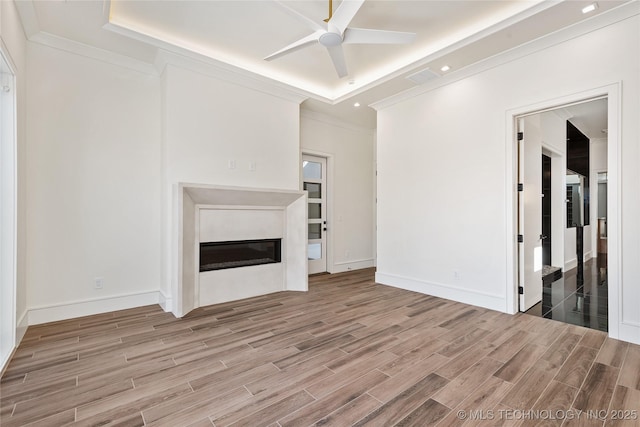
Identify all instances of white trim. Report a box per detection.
[300,109,376,134]
[0,310,26,375]
[106,20,312,104]
[333,259,375,273]
[140,45,308,105]
[158,291,172,313]
[0,48,17,376]
[607,84,622,341]
[505,83,624,340]
[16,310,28,344]
[29,32,157,75]
[375,272,505,313]
[14,0,156,75]
[27,291,165,325]
[372,2,640,111]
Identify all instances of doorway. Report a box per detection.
[517,97,609,332]
[1,50,17,370]
[302,154,328,274]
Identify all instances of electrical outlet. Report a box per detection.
[453,270,460,280]
[94,277,104,289]
[228,160,236,170]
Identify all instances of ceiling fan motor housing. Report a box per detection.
[319,32,343,47]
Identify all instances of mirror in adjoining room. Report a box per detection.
[566,170,587,228]
[566,121,590,228]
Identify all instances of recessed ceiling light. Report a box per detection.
[440,65,451,72]
[354,102,361,107]
[582,3,598,14]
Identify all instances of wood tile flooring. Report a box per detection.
[2,268,639,426]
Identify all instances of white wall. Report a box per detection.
[300,111,375,273]
[25,43,162,321]
[1,0,28,367]
[375,12,640,343]
[161,64,302,311]
[18,42,303,323]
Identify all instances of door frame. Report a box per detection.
[505,83,621,339]
[301,150,334,274]
[0,48,17,372]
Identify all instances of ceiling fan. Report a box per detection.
[264,0,416,78]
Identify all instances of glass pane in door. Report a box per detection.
[308,223,322,239]
[308,203,321,219]
[303,161,322,179]
[308,243,322,260]
[304,182,321,199]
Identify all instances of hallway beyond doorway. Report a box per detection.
[525,257,608,332]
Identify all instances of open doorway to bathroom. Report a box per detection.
[518,97,608,332]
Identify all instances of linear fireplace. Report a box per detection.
[175,183,306,317]
[199,238,282,272]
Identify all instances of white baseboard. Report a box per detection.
[17,310,28,343]
[159,291,173,313]
[618,321,640,345]
[332,258,375,274]
[375,272,506,313]
[1,311,32,375]
[28,291,164,325]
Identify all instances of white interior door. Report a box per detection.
[303,155,327,274]
[518,116,543,311]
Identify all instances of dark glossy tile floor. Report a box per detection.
[526,256,608,332]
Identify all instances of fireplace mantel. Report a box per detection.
[174,183,307,317]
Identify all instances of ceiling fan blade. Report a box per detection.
[264,30,324,61]
[273,1,325,32]
[327,0,365,35]
[326,45,348,78]
[343,27,416,44]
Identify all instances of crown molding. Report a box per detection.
[15,0,156,74]
[15,0,308,103]
[29,31,157,75]
[301,109,375,134]
[371,1,640,111]
[152,49,308,105]
[104,20,309,104]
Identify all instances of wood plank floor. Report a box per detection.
[2,268,639,426]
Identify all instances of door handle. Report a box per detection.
[540,234,548,240]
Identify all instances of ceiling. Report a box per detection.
[562,98,609,141]
[18,0,625,128]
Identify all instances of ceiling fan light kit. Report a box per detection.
[265,0,416,78]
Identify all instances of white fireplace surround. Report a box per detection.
[174,183,307,317]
